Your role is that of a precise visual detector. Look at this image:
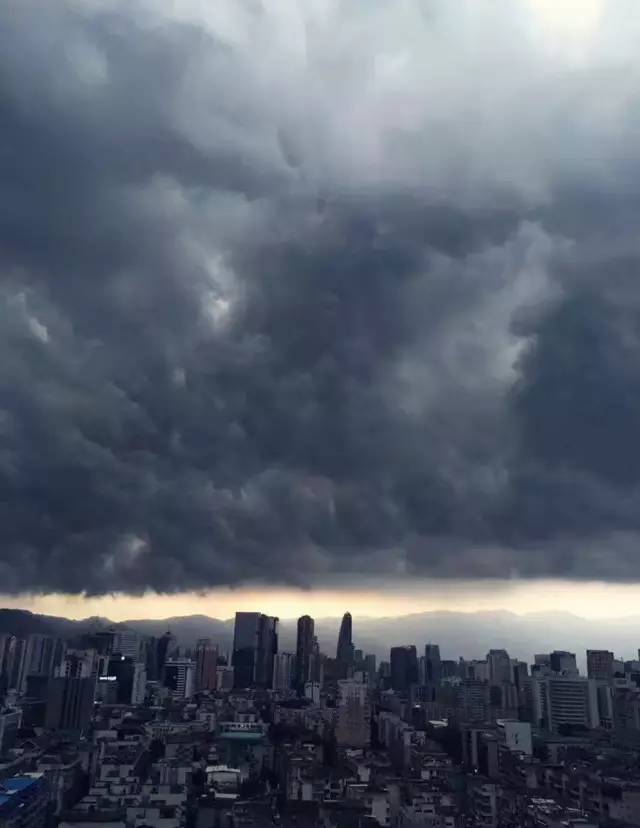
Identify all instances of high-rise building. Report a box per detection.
[45,677,95,732]
[195,639,218,692]
[17,635,61,693]
[272,652,295,691]
[424,643,442,686]
[7,638,27,691]
[112,629,140,660]
[295,615,315,693]
[163,659,196,699]
[455,680,491,722]
[363,654,377,685]
[587,650,614,681]
[336,679,371,747]
[57,649,99,679]
[532,675,599,732]
[106,655,146,704]
[232,612,278,688]
[216,666,234,691]
[336,612,354,679]
[487,649,511,686]
[156,631,175,681]
[390,646,418,696]
[549,651,578,676]
[309,637,322,684]
[0,708,22,753]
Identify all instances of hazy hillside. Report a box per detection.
[2,607,639,670]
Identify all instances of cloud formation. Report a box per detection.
[1,0,640,593]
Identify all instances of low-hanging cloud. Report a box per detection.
[2,0,640,593]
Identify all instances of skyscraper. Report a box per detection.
[336,612,354,679]
[232,612,278,688]
[45,677,95,732]
[164,659,196,699]
[195,638,218,691]
[336,679,371,747]
[156,631,174,680]
[587,650,614,680]
[424,643,442,686]
[272,652,295,691]
[487,649,512,686]
[295,615,315,693]
[390,646,419,696]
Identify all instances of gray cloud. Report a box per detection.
[1,0,640,593]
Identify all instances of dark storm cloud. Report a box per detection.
[2,0,640,593]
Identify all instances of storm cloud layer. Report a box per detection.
[2,0,640,593]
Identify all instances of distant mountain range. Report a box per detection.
[1,607,638,670]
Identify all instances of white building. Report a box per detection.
[532,676,598,732]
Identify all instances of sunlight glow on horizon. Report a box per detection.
[4,579,640,622]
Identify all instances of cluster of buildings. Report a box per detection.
[1,614,640,827]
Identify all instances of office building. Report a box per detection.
[216,666,234,691]
[587,650,614,680]
[106,655,146,704]
[45,677,95,732]
[57,649,99,679]
[7,638,27,691]
[112,629,140,660]
[390,646,418,696]
[232,612,278,689]
[0,708,22,753]
[487,649,511,686]
[164,659,196,699]
[336,679,371,747]
[532,675,598,732]
[272,652,295,691]
[295,615,315,693]
[455,680,491,722]
[363,654,377,684]
[549,650,578,675]
[194,639,218,692]
[424,643,442,685]
[336,612,354,679]
[155,631,175,681]
[17,636,61,693]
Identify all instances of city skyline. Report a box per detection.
[2,1,640,601]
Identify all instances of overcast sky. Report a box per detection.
[2,0,640,603]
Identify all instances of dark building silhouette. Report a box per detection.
[195,638,218,691]
[107,655,135,704]
[336,612,354,679]
[390,645,418,696]
[156,631,174,680]
[424,643,442,685]
[45,677,95,732]
[295,615,315,693]
[232,612,278,688]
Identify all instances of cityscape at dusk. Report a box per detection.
[3,0,640,824]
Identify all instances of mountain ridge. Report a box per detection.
[1,606,639,669]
